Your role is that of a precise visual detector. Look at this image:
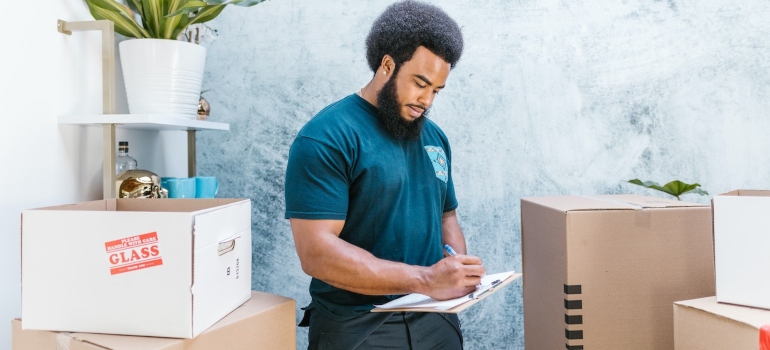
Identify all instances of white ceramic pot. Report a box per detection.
[119,39,206,118]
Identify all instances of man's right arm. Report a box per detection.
[290,218,485,300]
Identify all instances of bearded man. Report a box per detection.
[285,1,485,349]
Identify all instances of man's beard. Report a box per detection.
[376,70,428,140]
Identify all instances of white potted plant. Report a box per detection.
[85,0,266,117]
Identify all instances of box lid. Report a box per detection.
[675,297,770,330]
[26,198,249,214]
[716,189,770,198]
[521,194,706,212]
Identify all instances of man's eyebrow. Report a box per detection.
[415,74,445,89]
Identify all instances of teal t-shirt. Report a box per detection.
[284,94,458,321]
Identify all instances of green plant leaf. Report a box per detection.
[171,14,191,40]
[86,0,149,38]
[628,179,708,200]
[159,0,190,39]
[87,0,265,39]
[628,179,675,196]
[187,4,227,26]
[125,0,143,17]
[684,187,709,196]
[87,0,133,19]
[166,1,208,18]
[141,0,163,37]
[208,0,268,6]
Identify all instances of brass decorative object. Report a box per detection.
[116,169,166,198]
[197,96,210,120]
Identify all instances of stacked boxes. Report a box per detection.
[17,198,296,349]
[522,195,715,350]
[672,190,770,349]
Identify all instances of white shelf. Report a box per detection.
[58,114,229,131]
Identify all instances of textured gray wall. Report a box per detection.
[197,1,770,349]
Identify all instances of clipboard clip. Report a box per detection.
[469,279,502,299]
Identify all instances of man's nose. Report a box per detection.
[418,90,434,108]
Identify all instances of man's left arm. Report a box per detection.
[442,210,468,255]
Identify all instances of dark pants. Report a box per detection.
[301,307,463,350]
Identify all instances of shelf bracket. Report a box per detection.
[188,130,197,177]
[58,19,116,115]
[59,19,118,198]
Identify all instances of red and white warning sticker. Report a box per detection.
[104,232,163,275]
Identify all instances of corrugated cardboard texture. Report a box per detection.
[674,296,770,350]
[522,195,715,350]
[12,291,296,350]
[522,198,568,350]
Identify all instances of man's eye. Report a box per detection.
[416,82,426,88]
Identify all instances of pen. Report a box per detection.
[444,244,458,256]
[469,279,502,299]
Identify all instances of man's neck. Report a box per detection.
[359,69,389,107]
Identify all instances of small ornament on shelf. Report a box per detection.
[197,97,211,120]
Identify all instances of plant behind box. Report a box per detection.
[85,0,267,40]
[628,179,709,200]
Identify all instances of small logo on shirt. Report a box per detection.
[424,146,448,183]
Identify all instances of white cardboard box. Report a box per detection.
[713,190,770,310]
[21,198,252,338]
[674,296,770,350]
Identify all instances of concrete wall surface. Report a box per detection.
[196,1,770,348]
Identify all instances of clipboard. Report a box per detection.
[371,271,521,313]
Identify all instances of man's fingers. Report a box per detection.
[463,275,482,287]
[462,265,486,278]
[455,254,483,265]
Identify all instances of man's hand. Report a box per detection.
[423,253,485,300]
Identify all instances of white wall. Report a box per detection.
[0,4,187,348]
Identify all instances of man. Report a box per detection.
[284,1,484,349]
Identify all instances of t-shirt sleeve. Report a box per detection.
[284,136,349,220]
[443,142,459,213]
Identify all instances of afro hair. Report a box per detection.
[365,0,464,72]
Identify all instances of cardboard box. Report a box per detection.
[674,296,770,350]
[713,190,770,310]
[21,198,252,338]
[522,195,715,350]
[12,291,297,350]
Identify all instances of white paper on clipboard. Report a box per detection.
[373,271,516,311]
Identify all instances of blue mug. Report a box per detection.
[162,177,196,198]
[195,176,219,198]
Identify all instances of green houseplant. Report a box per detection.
[85,0,266,40]
[628,179,709,201]
[84,0,267,117]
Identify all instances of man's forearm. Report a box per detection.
[441,210,467,255]
[290,218,433,296]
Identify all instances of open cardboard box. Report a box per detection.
[21,198,252,338]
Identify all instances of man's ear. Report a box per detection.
[380,55,396,76]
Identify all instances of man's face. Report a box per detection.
[377,46,451,139]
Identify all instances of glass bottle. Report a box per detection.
[116,141,138,175]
